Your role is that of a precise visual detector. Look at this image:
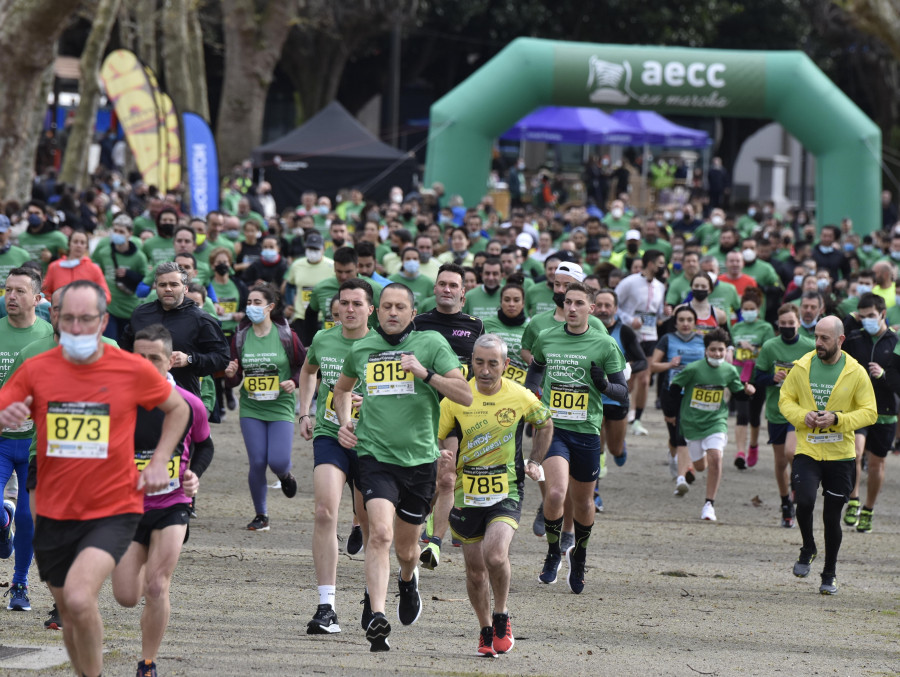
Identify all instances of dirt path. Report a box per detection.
[1,406,898,676]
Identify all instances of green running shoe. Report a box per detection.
[843,498,860,528]
[856,508,873,533]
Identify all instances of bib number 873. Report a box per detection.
[54,415,103,441]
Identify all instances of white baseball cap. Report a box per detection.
[625,229,642,241]
[555,262,585,283]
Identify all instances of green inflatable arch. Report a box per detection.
[424,38,882,233]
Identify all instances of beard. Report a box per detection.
[816,345,838,362]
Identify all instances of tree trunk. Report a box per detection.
[163,0,193,118]
[134,0,159,74]
[215,0,298,174]
[60,0,121,189]
[19,57,57,200]
[0,0,83,202]
[186,0,210,120]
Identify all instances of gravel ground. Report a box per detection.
[0,406,897,676]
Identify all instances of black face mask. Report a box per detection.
[692,289,709,301]
[626,243,639,254]
[780,326,797,340]
[214,263,230,276]
[553,291,566,308]
[158,223,175,238]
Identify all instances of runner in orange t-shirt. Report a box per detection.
[0,280,189,677]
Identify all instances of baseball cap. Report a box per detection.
[0,215,9,233]
[625,229,642,241]
[515,233,533,249]
[305,232,324,249]
[555,261,585,283]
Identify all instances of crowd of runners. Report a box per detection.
[0,180,897,673]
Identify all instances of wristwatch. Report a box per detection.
[186,354,193,365]
[423,369,435,383]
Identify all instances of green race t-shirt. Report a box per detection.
[521,309,606,354]
[342,329,461,466]
[141,236,176,274]
[531,323,625,435]
[481,315,529,385]
[211,279,242,334]
[0,317,56,438]
[731,320,776,363]
[754,335,816,424]
[525,283,555,317]
[808,353,846,410]
[671,358,745,440]
[0,246,33,290]
[306,326,370,440]
[238,326,295,422]
[91,242,149,319]
[17,230,68,271]
[308,276,382,329]
[386,273,434,306]
[464,286,503,321]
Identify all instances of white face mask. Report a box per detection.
[707,356,724,367]
[59,330,99,361]
[742,248,756,263]
[611,207,624,219]
[306,249,323,263]
[711,216,724,227]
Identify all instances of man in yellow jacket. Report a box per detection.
[779,316,876,595]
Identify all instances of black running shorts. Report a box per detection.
[357,455,437,525]
[133,504,191,547]
[448,498,521,544]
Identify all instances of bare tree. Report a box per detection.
[163,0,209,121]
[60,0,121,190]
[281,0,418,120]
[0,0,83,202]
[215,0,299,173]
[838,0,900,60]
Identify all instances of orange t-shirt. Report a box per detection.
[0,345,172,520]
[718,273,757,299]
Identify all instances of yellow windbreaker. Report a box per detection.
[778,350,877,461]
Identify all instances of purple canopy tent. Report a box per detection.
[499,106,648,145]
[610,110,710,148]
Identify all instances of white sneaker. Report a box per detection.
[674,478,689,496]
[700,501,717,521]
[668,454,678,479]
[631,420,648,436]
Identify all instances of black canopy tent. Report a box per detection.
[251,101,416,210]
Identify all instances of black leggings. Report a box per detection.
[735,386,766,427]
[793,454,855,575]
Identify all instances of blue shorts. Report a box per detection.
[767,422,795,446]
[545,427,602,483]
[313,435,359,487]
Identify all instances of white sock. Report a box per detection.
[677,475,686,484]
[318,585,335,608]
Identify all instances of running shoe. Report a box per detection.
[136,659,157,677]
[613,444,627,467]
[565,546,585,595]
[279,473,297,498]
[492,612,514,654]
[0,500,14,560]
[44,603,62,630]
[346,525,363,555]
[700,501,717,522]
[366,612,391,652]
[307,603,341,634]
[477,626,497,657]
[668,454,678,479]
[734,452,747,470]
[538,552,562,584]
[819,573,838,595]
[843,498,860,528]
[792,548,816,578]
[246,514,269,531]
[532,502,545,537]
[747,445,759,468]
[420,511,433,544]
[225,388,236,410]
[856,508,873,533]
[674,477,689,496]
[396,568,421,625]
[781,502,795,529]
[360,590,373,631]
[451,535,461,547]
[5,583,30,611]
[631,420,648,436]
[419,541,440,570]
[560,531,574,553]
[594,493,604,513]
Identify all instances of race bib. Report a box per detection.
[503,363,527,384]
[46,402,110,459]
[324,388,360,425]
[462,464,509,507]
[549,383,588,421]
[689,385,724,411]
[774,361,794,386]
[735,347,755,361]
[366,352,414,396]
[220,299,238,314]
[0,289,5,298]
[134,449,181,496]
[243,367,280,401]
[806,432,843,444]
[300,287,313,309]
[323,321,336,330]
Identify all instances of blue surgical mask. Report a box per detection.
[673,262,682,271]
[599,249,612,258]
[862,244,874,253]
[27,214,43,228]
[891,250,900,261]
[817,278,828,291]
[110,232,127,246]
[402,259,420,275]
[801,318,818,330]
[245,305,267,324]
[261,249,279,263]
[819,245,834,255]
[862,317,881,335]
[843,242,855,252]
[856,284,872,295]
[225,229,240,240]
[318,205,329,215]
[793,275,804,288]
[742,310,758,323]
[59,330,99,361]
